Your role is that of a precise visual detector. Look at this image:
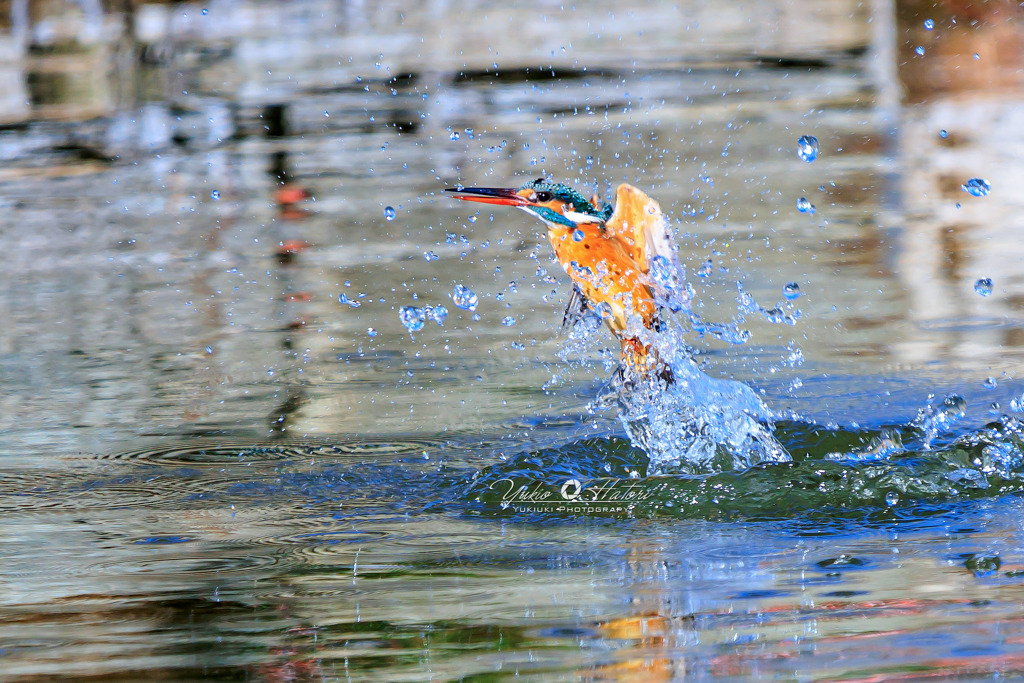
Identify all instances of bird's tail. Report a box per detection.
[620,338,674,384]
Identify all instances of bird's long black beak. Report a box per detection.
[445,187,528,207]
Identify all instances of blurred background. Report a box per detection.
[1,0,1023,451]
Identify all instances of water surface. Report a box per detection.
[3,0,1024,680]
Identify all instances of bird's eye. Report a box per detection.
[535,191,552,202]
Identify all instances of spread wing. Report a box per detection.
[604,183,683,314]
[604,183,678,272]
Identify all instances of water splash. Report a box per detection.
[649,255,692,312]
[734,284,799,326]
[586,252,791,473]
[911,394,967,451]
[467,415,1024,519]
[613,354,790,474]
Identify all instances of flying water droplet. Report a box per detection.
[939,129,948,138]
[399,306,426,333]
[501,316,516,327]
[984,376,997,389]
[202,8,209,15]
[736,289,759,315]
[783,282,801,299]
[974,277,993,297]
[915,46,925,56]
[210,190,220,200]
[796,197,816,214]
[423,251,439,261]
[572,229,585,242]
[885,491,899,506]
[924,18,934,29]
[943,394,967,417]
[429,305,448,325]
[961,178,991,196]
[384,206,396,220]
[450,130,460,141]
[367,328,377,337]
[797,135,819,162]
[452,284,478,310]
[697,259,713,278]
[468,214,477,223]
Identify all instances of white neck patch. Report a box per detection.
[562,210,603,226]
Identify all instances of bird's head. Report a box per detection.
[446,178,613,229]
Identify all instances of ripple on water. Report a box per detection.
[329,438,449,456]
[91,442,297,464]
[0,437,461,518]
[82,437,455,468]
[691,538,804,563]
[916,317,1023,333]
[85,551,285,578]
[237,527,394,550]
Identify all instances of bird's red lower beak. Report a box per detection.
[445,187,528,206]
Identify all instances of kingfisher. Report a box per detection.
[446,178,679,380]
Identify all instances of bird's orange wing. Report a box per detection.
[603,184,674,273]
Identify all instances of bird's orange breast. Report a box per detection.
[547,226,655,334]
